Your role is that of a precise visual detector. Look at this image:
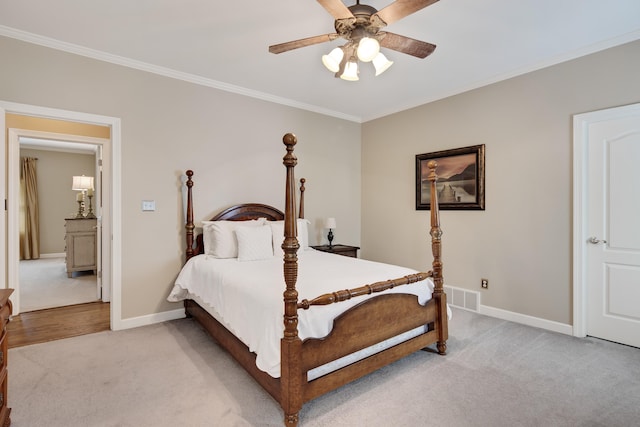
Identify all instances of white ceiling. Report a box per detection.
[1,0,639,122]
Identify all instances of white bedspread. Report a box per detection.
[168,249,435,377]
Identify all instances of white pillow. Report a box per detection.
[236,225,274,261]
[270,219,310,256]
[202,219,265,258]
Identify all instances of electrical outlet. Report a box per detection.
[481,279,489,289]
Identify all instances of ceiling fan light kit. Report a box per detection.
[323,40,391,80]
[269,0,439,81]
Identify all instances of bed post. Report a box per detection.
[428,161,448,355]
[298,178,305,219]
[281,133,303,426]
[185,170,195,261]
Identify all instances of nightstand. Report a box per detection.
[64,218,97,278]
[311,244,360,258]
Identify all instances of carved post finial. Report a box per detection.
[283,132,297,152]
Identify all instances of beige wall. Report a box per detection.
[362,39,640,325]
[3,33,638,326]
[20,148,94,254]
[1,36,361,320]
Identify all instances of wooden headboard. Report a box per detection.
[184,171,306,261]
[212,204,284,221]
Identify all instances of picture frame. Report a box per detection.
[416,144,485,210]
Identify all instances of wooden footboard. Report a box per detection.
[303,294,437,371]
[301,294,439,402]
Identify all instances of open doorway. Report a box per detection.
[7,126,108,316]
[19,136,101,312]
[1,102,122,334]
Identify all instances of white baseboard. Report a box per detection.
[39,252,65,258]
[479,304,573,336]
[115,308,185,330]
[114,296,573,338]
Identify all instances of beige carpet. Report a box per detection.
[19,257,98,312]
[9,308,640,426]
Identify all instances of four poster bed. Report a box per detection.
[168,133,448,426]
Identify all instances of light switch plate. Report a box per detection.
[142,200,156,211]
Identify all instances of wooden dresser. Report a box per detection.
[0,289,13,427]
[64,218,97,278]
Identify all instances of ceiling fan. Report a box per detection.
[269,0,439,80]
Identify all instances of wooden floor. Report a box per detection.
[8,302,110,348]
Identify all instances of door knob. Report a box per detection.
[588,236,607,244]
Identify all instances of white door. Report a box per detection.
[95,145,103,300]
[583,104,640,348]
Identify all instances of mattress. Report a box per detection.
[168,249,437,378]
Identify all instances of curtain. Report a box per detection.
[20,157,40,260]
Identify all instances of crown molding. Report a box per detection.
[0,25,362,123]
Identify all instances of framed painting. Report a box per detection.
[416,144,485,210]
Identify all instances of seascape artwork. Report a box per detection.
[415,144,485,210]
[420,153,476,204]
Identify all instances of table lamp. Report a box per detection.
[325,217,336,248]
[72,175,94,218]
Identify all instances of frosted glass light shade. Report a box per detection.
[322,47,344,73]
[357,37,380,62]
[340,61,359,81]
[372,52,393,76]
[72,175,94,191]
[325,217,337,229]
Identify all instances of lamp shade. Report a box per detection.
[372,52,393,76]
[357,37,380,62]
[325,217,337,229]
[340,60,359,81]
[322,47,344,73]
[72,175,94,191]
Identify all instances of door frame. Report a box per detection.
[572,102,640,338]
[1,100,123,330]
[9,128,107,313]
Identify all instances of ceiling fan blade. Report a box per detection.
[316,0,354,20]
[374,0,439,26]
[269,33,339,54]
[379,32,436,58]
